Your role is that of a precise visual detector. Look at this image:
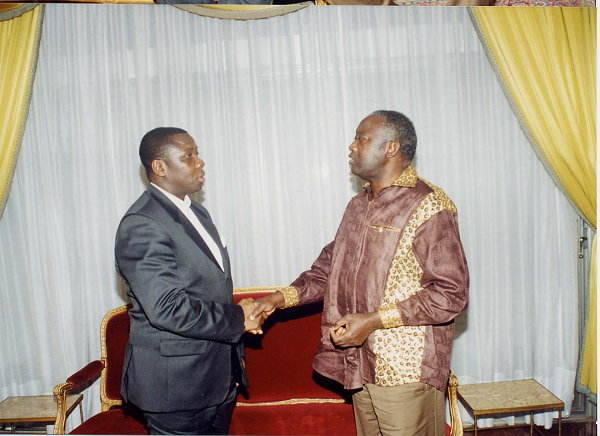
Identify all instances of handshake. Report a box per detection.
[236,292,286,335]
[237,290,383,348]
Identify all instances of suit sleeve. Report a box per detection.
[380,209,469,327]
[115,213,245,342]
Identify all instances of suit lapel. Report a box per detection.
[148,185,222,272]
[190,203,231,279]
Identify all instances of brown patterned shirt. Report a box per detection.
[281,165,469,392]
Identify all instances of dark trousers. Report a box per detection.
[143,378,237,435]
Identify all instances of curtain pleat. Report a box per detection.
[470,6,596,397]
[0,5,44,220]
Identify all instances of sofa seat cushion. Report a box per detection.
[70,407,147,435]
[230,401,356,435]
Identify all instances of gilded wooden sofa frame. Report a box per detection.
[53,288,464,435]
[53,305,131,434]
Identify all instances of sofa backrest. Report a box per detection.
[101,305,132,407]
[233,290,349,403]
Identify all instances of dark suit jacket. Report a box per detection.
[115,184,247,413]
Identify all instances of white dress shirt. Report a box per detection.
[151,183,224,271]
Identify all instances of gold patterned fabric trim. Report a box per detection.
[363,164,418,191]
[280,286,300,308]
[236,398,346,406]
[368,224,402,233]
[379,307,403,329]
[373,182,456,387]
[420,179,457,214]
[390,164,418,188]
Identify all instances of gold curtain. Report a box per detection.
[0,4,44,219]
[580,234,597,393]
[470,7,596,395]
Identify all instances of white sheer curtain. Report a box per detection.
[0,5,578,430]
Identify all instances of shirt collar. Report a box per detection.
[151,183,192,209]
[390,164,418,188]
[363,164,419,191]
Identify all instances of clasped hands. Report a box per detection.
[238,298,268,334]
[243,292,383,347]
[329,312,383,348]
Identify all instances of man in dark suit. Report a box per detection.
[115,127,264,435]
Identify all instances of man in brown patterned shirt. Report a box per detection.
[251,110,469,436]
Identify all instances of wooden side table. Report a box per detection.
[457,379,564,436]
[0,395,83,434]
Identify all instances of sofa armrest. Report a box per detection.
[53,360,105,434]
[67,360,105,390]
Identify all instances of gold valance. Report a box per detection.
[174,3,311,21]
[0,4,38,22]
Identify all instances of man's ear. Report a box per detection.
[385,141,400,159]
[151,159,166,178]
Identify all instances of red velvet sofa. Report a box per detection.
[53,290,355,435]
[54,289,458,435]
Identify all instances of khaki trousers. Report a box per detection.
[352,382,446,436]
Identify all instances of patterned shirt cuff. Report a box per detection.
[280,286,300,308]
[379,307,403,328]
